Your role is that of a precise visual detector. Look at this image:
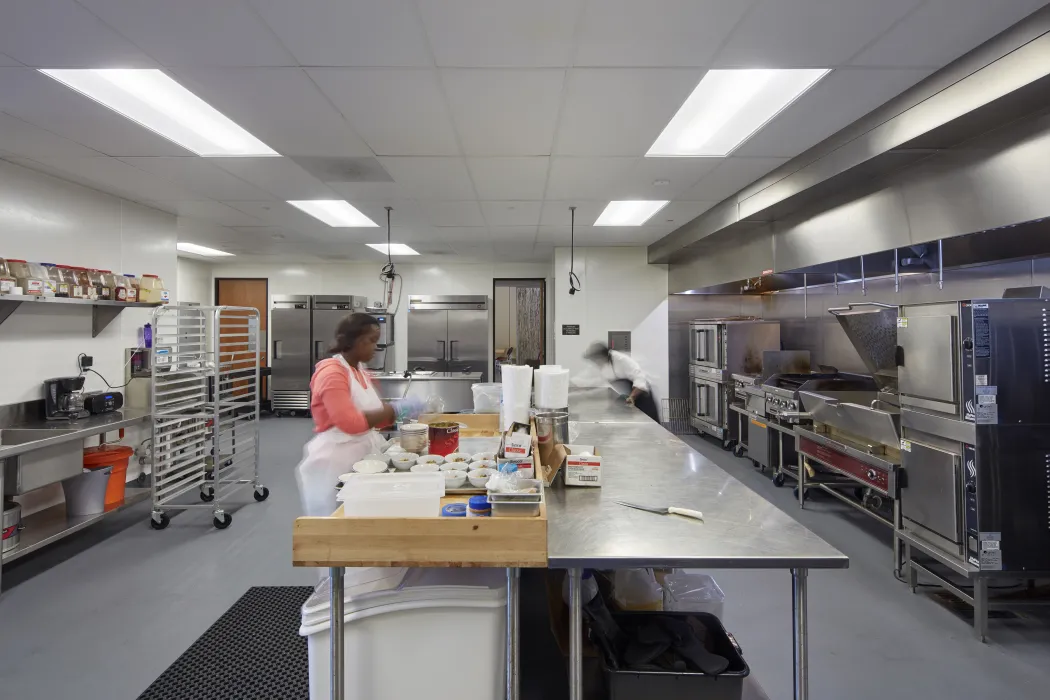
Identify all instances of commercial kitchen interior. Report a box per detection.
[4,1,1050,699]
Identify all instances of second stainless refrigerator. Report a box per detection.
[407,295,489,380]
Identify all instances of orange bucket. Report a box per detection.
[83,444,135,507]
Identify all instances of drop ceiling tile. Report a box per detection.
[490,243,545,261]
[308,69,459,156]
[0,0,157,68]
[224,200,336,231]
[851,0,1048,68]
[146,200,264,226]
[575,0,754,67]
[681,157,789,202]
[714,0,921,68]
[20,156,195,202]
[734,68,933,158]
[554,68,703,156]
[118,157,274,200]
[211,158,336,199]
[0,68,191,156]
[488,226,539,243]
[481,201,542,226]
[378,157,476,199]
[622,158,721,199]
[421,200,486,227]
[353,200,431,229]
[450,241,496,260]
[171,68,372,157]
[436,227,490,244]
[0,54,21,67]
[248,0,432,67]
[0,113,103,158]
[544,157,637,200]
[658,200,718,228]
[417,0,584,67]
[79,0,296,67]
[539,201,606,227]
[327,181,410,201]
[441,69,564,155]
[467,157,549,200]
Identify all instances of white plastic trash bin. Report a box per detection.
[300,568,507,700]
[61,466,112,516]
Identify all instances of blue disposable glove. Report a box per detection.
[392,396,426,423]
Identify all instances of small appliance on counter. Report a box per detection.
[43,376,88,420]
[84,390,124,415]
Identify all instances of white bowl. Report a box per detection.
[390,453,419,470]
[363,453,390,466]
[443,469,468,489]
[410,463,440,473]
[444,452,471,465]
[417,454,445,466]
[352,459,388,474]
[471,459,497,471]
[471,452,496,463]
[438,462,465,472]
[467,467,494,489]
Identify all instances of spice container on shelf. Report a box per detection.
[123,274,139,302]
[138,274,169,303]
[111,273,130,301]
[9,260,44,295]
[0,259,15,294]
[40,264,60,295]
[96,270,114,300]
[57,265,79,297]
[69,267,88,298]
[76,268,96,300]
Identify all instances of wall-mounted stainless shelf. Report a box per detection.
[0,294,163,337]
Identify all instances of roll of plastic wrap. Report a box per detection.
[534,366,570,409]
[501,364,534,430]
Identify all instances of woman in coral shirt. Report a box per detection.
[295,313,399,517]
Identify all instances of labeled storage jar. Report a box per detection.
[8,260,44,295]
[0,258,15,294]
[96,270,114,300]
[73,267,93,298]
[40,263,61,295]
[124,274,139,301]
[111,273,130,301]
[138,274,169,303]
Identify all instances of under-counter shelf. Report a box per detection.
[2,487,150,563]
[0,294,163,337]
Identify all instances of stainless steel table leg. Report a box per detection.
[905,543,917,592]
[973,577,988,643]
[506,567,520,700]
[330,566,344,700]
[798,458,806,508]
[791,568,809,700]
[892,498,902,574]
[568,567,583,700]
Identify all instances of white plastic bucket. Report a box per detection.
[471,383,502,413]
[61,466,112,516]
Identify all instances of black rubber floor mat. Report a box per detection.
[138,586,312,700]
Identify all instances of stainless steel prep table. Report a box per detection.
[548,394,848,700]
[372,371,483,412]
[565,386,654,424]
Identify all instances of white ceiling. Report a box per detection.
[0,0,1045,264]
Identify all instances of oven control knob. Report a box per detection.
[867,469,877,481]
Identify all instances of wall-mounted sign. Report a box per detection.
[562,324,580,336]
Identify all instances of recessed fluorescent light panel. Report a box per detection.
[287,200,378,227]
[39,69,277,157]
[595,200,669,227]
[367,243,419,256]
[177,242,234,257]
[647,68,830,157]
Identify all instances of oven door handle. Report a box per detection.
[695,329,707,363]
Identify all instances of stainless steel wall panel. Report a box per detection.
[667,227,774,294]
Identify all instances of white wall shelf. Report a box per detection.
[0,294,163,337]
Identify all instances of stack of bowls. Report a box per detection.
[399,423,428,454]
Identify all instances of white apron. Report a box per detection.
[295,355,385,517]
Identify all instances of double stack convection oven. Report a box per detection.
[687,318,781,447]
[270,295,394,413]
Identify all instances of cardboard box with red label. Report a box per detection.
[563,444,602,487]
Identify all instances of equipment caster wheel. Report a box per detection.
[200,487,215,502]
[136,472,148,487]
[722,438,733,451]
[150,512,170,530]
[213,512,232,529]
[853,487,866,501]
[732,444,745,458]
[253,486,270,502]
[773,472,786,487]
[751,459,761,469]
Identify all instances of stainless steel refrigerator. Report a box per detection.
[311,295,368,369]
[270,295,312,412]
[407,295,489,380]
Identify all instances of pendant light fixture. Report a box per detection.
[568,206,582,295]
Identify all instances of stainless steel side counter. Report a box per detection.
[371,371,483,412]
[550,388,848,700]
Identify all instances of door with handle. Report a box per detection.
[690,324,721,368]
[407,309,449,372]
[691,377,723,428]
[270,307,311,393]
[447,309,489,379]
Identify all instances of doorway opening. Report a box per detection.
[492,279,546,382]
[215,278,269,404]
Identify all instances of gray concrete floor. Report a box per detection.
[0,417,1048,699]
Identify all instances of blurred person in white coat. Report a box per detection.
[583,342,660,422]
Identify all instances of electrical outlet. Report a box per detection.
[79,355,93,371]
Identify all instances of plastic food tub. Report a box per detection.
[61,466,112,516]
[337,472,444,517]
[83,444,134,506]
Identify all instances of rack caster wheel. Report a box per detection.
[253,486,270,502]
[773,472,786,487]
[200,487,215,502]
[150,512,170,530]
[853,487,866,501]
[213,512,232,529]
[732,444,745,458]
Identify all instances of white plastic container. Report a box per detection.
[662,570,725,620]
[471,382,502,413]
[300,568,507,700]
[61,467,112,516]
[337,472,444,517]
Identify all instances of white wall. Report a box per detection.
[553,247,669,407]
[176,257,212,305]
[206,261,554,378]
[0,159,178,406]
